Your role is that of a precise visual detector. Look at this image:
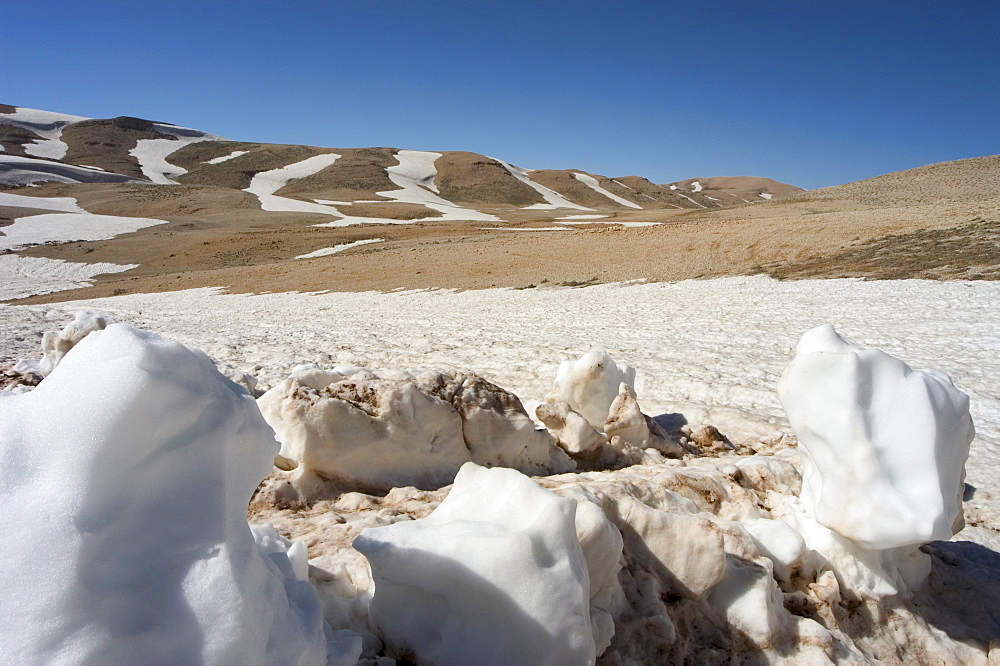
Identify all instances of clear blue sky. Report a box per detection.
[5,1,998,189]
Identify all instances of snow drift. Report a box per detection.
[0,324,329,663]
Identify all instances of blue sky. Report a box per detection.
[5,1,998,189]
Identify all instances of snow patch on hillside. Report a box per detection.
[0,212,167,252]
[0,192,86,213]
[130,123,224,184]
[691,180,703,192]
[0,155,135,186]
[295,238,385,259]
[205,149,249,164]
[495,159,592,210]
[0,106,89,160]
[377,150,499,221]
[573,173,643,209]
[0,255,137,300]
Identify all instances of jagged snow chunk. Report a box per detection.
[778,324,974,551]
[39,310,114,376]
[354,463,596,665]
[553,351,637,429]
[0,324,328,663]
[573,173,643,209]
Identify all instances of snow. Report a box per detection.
[0,323,328,663]
[354,463,596,665]
[494,158,592,210]
[0,255,138,301]
[0,105,89,160]
[0,211,167,252]
[553,351,637,429]
[573,173,643,209]
[205,149,249,164]
[478,226,573,231]
[669,184,677,190]
[0,155,136,186]
[257,367,568,496]
[0,191,86,213]
[130,123,223,184]
[556,214,609,220]
[295,238,385,259]
[691,180,703,192]
[759,192,773,200]
[375,150,499,221]
[675,191,706,208]
[3,277,1000,662]
[244,153,344,215]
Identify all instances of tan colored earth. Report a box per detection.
[3,149,998,305]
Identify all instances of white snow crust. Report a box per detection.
[0,255,138,301]
[129,123,223,184]
[759,192,774,200]
[691,180,704,192]
[0,323,328,663]
[0,211,167,252]
[0,191,86,213]
[494,158,592,210]
[295,238,385,259]
[572,173,643,209]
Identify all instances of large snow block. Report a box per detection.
[778,324,974,551]
[0,324,328,663]
[354,463,596,666]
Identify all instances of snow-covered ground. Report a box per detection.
[205,149,249,164]
[0,155,135,186]
[0,106,89,160]
[3,277,996,518]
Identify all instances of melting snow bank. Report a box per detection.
[0,255,138,301]
[3,278,1000,663]
[295,238,385,259]
[0,323,334,663]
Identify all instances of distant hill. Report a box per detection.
[0,104,802,216]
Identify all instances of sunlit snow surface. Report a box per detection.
[0,106,88,160]
[2,277,997,548]
[494,159,592,211]
[129,123,223,184]
[295,238,385,259]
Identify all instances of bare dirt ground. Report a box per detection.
[5,155,998,304]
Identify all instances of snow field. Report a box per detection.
[129,123,223,184]
[0,106,89,160]
[573,172,643,209]
[295,238,386,259]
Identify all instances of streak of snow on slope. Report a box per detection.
[0,106,89,160]
[760,192,773,200]
[556,214,608,220]
[130,124,225,184]
[691,181,703,192]
[612,179,635,190]
[244,154,344,216]
[377,150,499,221]
[572,173,643,209]
[0,256,137,300]
[494,159,592,211]
[205,149,249,164]
[0,192,86,213]
[295,238,385,259]
[0,212,167,252]
[478,227,572,231]
[676,191,706,208]
[0,155,135,186]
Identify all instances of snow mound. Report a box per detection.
[551,350,637,429]
[257,367,572,497]
[777,324,975,596]
[354,463,599,665]
[0,323,328,663]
